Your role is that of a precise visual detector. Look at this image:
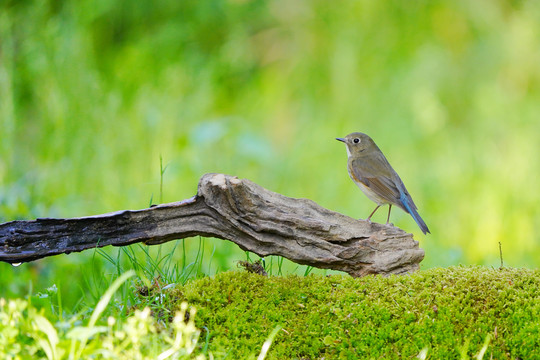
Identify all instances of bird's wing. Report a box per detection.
[349,153,403,205]
[351,151,429,234]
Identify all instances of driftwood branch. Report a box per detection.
[0,173,424,276]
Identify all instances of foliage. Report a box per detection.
[171,266,540,359]
[2,266,539,359]
[0,274,204,360]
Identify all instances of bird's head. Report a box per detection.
[336,132,376,157]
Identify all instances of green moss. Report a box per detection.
[172,266,539,359]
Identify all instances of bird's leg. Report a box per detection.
[366,205,381,223]
[386,204,393,225]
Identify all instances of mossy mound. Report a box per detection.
[176,266,539,359]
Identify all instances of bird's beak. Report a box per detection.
[336,138,345,143]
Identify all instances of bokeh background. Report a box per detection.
[1,0,539,308]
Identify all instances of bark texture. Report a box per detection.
[0,173,424,276]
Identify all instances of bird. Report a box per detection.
[336,132,430,234]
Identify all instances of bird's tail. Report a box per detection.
[400,192,430,235]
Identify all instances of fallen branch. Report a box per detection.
[0,173,424,276]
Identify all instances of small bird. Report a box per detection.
[336,132,430,234]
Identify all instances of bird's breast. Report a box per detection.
[346,164,388,205]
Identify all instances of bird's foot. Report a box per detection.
[385,222,394,227]
[362,218,373,224]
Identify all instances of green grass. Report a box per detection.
[0,271,206,360]
[4,266,537,359]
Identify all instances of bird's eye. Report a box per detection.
[353,138,360,144]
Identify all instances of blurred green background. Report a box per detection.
[1,0,539,308]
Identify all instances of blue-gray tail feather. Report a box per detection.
[399,193,430,235]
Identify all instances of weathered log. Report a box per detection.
[0,173,424,276]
